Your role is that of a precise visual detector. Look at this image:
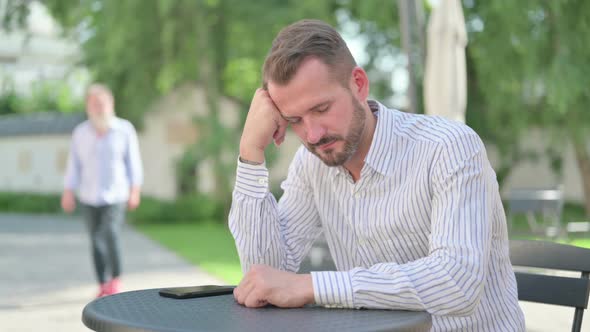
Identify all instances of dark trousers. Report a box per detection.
[81,203,126,284]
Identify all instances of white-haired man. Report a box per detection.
[62,84,143,297]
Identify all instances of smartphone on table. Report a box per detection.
[158,285,236,299]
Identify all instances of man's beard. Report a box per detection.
[304,96,366,167]
[89,112,114,133]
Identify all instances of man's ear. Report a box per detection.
[350,67,369,101]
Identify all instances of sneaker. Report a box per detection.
[96,283,109,298]
[108,278,121,295]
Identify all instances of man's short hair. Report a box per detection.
[86,83,114,104]
[262,19,356,89]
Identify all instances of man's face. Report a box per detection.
[268,58,366,166]
[301,95,365,166]
[86,93,114,132]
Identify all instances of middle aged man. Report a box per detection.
[229,19,525,331]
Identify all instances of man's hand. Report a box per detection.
[127,186,141,210]
[234,264,314,308]
[61,190,76,213]
[239,89,288,164]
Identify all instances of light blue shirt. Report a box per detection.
[64,117,143,206]
[229,101,525,331]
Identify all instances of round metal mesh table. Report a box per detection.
[82,289,431,332]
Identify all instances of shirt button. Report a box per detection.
[258,178,268,185]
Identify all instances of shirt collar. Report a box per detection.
[330,100,398,178]
[362,100,397,177]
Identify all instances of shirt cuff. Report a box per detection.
[234,158,269,199]
[311,271,355,308]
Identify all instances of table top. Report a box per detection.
[82,288,432,332]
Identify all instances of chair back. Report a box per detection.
[510,240,590,332]
[507,188,563,236]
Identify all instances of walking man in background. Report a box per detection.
[61,84,143,297]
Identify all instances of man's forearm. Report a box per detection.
[239,147,265,165]
[228,192,285,273]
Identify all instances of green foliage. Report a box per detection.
[464,0,590,214]
[23,81,84,113]
[0,87,24,115]
[340,1,403,104]
[129,195,224,224]
[41,0,342,125]
[0,80,84,114]
[1,0,29,30]
[39,0,345,203]
[0,192,62,214]
[0,191,224,224]
[465,0,590,159]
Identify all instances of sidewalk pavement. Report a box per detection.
[0,213,225,332]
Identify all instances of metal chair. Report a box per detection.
[510,240,590,332]
[507,187,564,237]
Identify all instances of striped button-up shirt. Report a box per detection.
[229,101,525,331]
[64,117,143,206]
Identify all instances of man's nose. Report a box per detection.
[305,121,325,145]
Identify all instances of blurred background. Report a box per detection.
[0,1,589,331]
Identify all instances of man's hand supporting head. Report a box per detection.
[239,89,288,165]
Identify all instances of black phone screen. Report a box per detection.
[158,285,235,299]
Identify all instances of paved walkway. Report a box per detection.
[0,213,224,332]
[0,213,587,331]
